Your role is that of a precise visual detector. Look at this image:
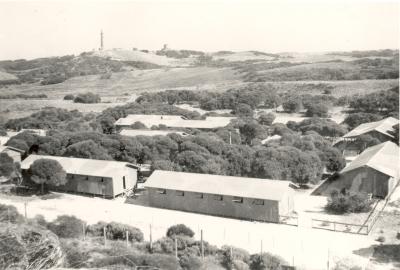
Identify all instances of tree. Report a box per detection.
[63,94,75,100]
[354,135,381,153]
[249,253,287,270]
[0,153,15,179]
[305,102,330,117]
[258,113,276,126]
[239,122,264,145]
[63,140,112,160]
[166,224,195,238]
[47,215,85,238]
[343,113,383,129]
[389,124,399,145]
[29,159,67,194]
[130,121,147,129]
[234,103,254,117]
[282,97,302,113]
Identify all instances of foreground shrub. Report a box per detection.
[0,204,24,224]
[167,224,195,238]
[86,221,144,242]
[325,190,372,214]
[249,253,287,270]
[73,92,101,103]
[47,215,85,238]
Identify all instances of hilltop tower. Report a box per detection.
[100,30,104,51]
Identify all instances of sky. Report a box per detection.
[0,0,399,60]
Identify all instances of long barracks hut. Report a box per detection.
[21,155,138,198]
[144,170,294,223]
[339,141,399,198]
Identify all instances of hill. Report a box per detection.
[93,49,194,67]
[0,70,18,84]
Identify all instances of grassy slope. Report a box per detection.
[0,70,18,81]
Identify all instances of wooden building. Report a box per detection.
[339,141,399,198]
[144,170,294,223]
[21,155,138,198]
[115,114,236,130]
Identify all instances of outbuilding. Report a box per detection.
[339,141,399,198]
[21,155,138,198]
[144,170,294,223]
[0,146,24,163]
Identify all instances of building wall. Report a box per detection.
[279,188,295,216]
[146,188,289,222]
[340,167,394,198]
[22,168,137,198]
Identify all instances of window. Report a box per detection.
[233,196,243,203]
[213,194,223,201]
[176,190,184,196]
[157,189,167,194]
[194,192,204,199]
[253,199,264,205]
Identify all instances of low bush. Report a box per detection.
[63,94,75,100]
[167,224,195,238]
[325,190,372,214]
[73,92,101,103]
[47,215,85,238]
[86,221,144,242]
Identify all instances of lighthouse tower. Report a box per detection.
[100,30,104,51]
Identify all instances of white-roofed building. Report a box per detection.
[338,141,399,198]
[120,129,189,137]
[144,170,294,223]
[343,117,399,141]
[0,136,10,146]
[115,114,235,130]
[0,146,24,163]
[21,155,138,198]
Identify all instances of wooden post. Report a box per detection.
[149,224,153,251]
[82,223,86,240]
[174,237,178,259]
[200,229,204,259]
[260,240,263,256]
[327,248,330,270]
[126,230,129,247]
[230,246,233,259]
[24,202,27,220]
[103,227,107,246]
[7,208,10,225]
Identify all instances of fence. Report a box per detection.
[279,215,298,227]
[311,218,368,235]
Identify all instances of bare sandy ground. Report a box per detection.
[0,191,377,270]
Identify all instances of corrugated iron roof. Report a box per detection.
[343,117,399,138]
[144,170,292,201]
[120,129,188,137]
[115,114,235,129]
[340,141,399,178]
[0,146,24,153]
[21,155,137,179]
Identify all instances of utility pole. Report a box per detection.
[126,230,129,248]
[200,229,204,259]
[100,30,104,51]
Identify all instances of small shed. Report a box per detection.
[343,117,399,142]
[144,170,294,223]
[21,155,138,198]
[339,141,399,198]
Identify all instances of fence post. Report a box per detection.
[333,222,336,232]
[174,237,178,259]
[24,202,27,220]
[126,230,129,248]
[149,224,153,252]
[82,222,86,240]
[200,229,204,260]
[103,227,107,246]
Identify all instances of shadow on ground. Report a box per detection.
[354,244,400,268]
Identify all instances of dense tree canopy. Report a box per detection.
[29,159,67,193]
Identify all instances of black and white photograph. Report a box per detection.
[0,0,399,269]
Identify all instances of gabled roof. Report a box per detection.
[120,129,188,137]
[340,141,399,178]
[115,114,235,129]
[144,170,292,201]
[0,146,24,153]
[343,117,399,138]
[21,155,138,179]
